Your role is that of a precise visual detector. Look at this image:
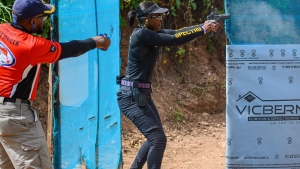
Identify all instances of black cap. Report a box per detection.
[136,4,168,18]
[12,0,55,20]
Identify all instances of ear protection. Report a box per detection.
[144,19,148,26]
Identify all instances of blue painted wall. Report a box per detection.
[51,0,121,168]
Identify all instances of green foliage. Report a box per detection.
[163,47,170,64]
[202,35,213,54]
[189,0,197,10]
[1,0,14,5]
[120,15,126,26]
[194,83,213,97]
[41,17,51,39]
[203,0,213,14]
[121,0,140,10]
[169,0,181,16]
[176,47,185,56]
[168,0,197,17]
[178,76,184,83]
[221,84,226,90]
[0,1,13,24]
[203,0,213,9]
[175,47,185,64]
[178,100,183,106]
[173,109,184,122]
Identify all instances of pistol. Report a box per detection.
[206,8,230,37]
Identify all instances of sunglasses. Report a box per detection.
[148,15,163,20]
[32,15,48,22]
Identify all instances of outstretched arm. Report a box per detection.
[138,21,218,46]
[136,28,203,46]
[59,36,110,60]
[28,35,110,64]
[157,24,204,35]
[59,39,96,60]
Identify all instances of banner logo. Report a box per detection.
[235,91,300,117]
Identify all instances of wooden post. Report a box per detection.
[47,63,54,158]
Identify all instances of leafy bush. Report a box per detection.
[0,1,14,24]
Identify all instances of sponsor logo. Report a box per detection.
[174,27,202,38]
[236,91,300,116]
[235,91,300,122]
[0,42,15,67]
[244,156,269,159]
[237,104,300,115]
[248,66,266,70]
[285,154,300,159]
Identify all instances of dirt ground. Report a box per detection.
[121,113,226,169]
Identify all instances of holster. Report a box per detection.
[116,75,124,85]
[132,81,148,106]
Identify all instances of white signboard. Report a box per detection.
[226,45,300,169]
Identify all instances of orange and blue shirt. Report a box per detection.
[0,23,61,100]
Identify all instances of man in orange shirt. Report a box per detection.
[0,0,111,168]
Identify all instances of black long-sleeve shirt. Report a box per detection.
[125,25,205,83]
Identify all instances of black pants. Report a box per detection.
[117,86,167,169]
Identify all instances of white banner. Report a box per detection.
[226,45,300,169]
